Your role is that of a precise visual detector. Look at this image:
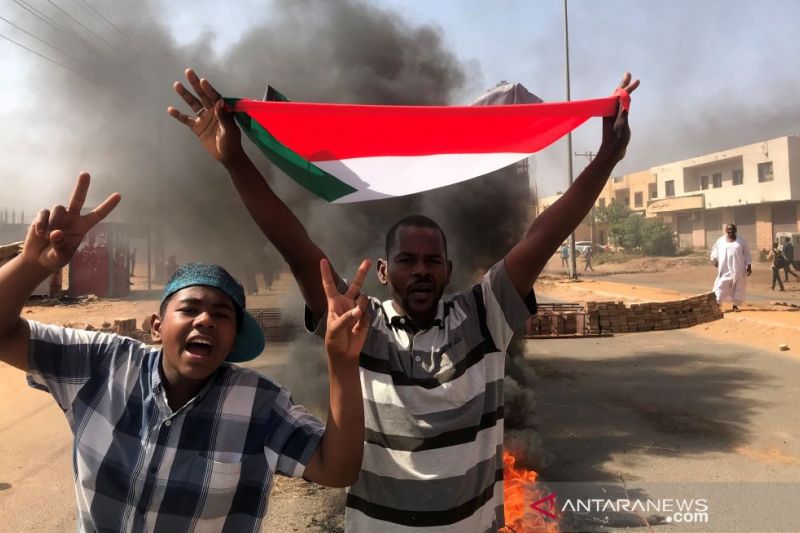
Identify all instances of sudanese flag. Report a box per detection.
[224,88,629,203]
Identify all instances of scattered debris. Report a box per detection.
[141,314,156,333]
[113,318,137,335]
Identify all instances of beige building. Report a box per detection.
[535,192,595,242]
[534,134,800,251]
[597,169,658,215]
[647,134,800,251]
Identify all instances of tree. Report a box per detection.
[640,218,677,256]
[596,204,676,256]
[594,202,632,226]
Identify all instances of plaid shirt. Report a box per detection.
[25,320,324,533]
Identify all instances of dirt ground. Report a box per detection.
[538,253,800,357]
[1,254,798,531]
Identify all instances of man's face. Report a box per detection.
[151,286,238,384]
[726,225,737,239]
[378,225,452,324]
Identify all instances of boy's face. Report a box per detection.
[151,286,238,383]
[378,225,452,323]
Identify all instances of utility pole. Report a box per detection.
[564,0,578,279]
[574,151,597,244]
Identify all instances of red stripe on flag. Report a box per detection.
[231,96,620,162]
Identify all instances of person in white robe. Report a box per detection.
[710,223,752,311]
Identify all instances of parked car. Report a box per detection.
[574,241,596,254]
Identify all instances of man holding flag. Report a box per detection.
[169,68,638,532]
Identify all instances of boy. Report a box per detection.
[0,173,369,531]
[169,69,638,531]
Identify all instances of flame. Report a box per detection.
[501,451,560,533]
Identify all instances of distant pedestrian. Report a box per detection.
[560,243,569,268]
[129,248,136,277]
[710,223,751,311]
[165,254,178,280]
[768,243,787,291]
[582,246,594,271]
[780,237,798,282]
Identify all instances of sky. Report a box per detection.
[1,0,799,216]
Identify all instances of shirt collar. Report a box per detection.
[150,349,220,411]
[382,298,445,333]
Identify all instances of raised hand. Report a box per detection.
[22,172,121,272]
[599,72,640,163]
[167,68,244,164]
[321,258,371,364]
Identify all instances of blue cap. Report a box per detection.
[160,263,265,363]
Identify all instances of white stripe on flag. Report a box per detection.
[314,152,530,203]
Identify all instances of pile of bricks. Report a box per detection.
[587,292,723,334]
[525,303,588,337]
[526,310,583,336]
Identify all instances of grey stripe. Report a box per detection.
[347,444,503,512]
[364,379,503,438]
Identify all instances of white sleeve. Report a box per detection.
[710,239,720,262]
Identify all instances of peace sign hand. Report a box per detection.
[167,68,244,164]
[22,172,121,273]
[321,258,372,365]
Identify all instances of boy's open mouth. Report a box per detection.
[185,337,214,357]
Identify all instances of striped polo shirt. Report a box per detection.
[309,259,536,532]
[25,321,324,532]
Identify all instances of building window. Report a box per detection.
[634,192,643,208]
[649,184,657,199]
[666,180,675,197]
[700,175,709,190]
[624,196,630,206]
[599,198,606,208]
[712,173,722,188]
[732,168,743,185]
[757,161,774,182]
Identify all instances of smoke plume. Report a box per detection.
[6,0,542,463]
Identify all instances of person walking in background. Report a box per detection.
[582,245,594,271]
[768,243,787,291]
[710,223,751,311]
[560,243,569,268]
[780,237,799,282]
[129,248,136,277]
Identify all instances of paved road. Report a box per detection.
[525,328,800,531]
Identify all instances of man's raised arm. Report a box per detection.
[504,73,640,297]
[0,173,120,370]
[168,69,330,319]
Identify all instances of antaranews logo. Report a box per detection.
[530,493,559,520]
[530,493,709,525]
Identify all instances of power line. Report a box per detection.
[8,0,100,54]
[44,0,115,50]
[0,29,82,77]
[0,13,78,62]
[73,0,145,54]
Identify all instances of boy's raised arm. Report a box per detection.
[504,73,640,297]
[168,69,331,320]
[0,173,120,370]
[303,258,370,487]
